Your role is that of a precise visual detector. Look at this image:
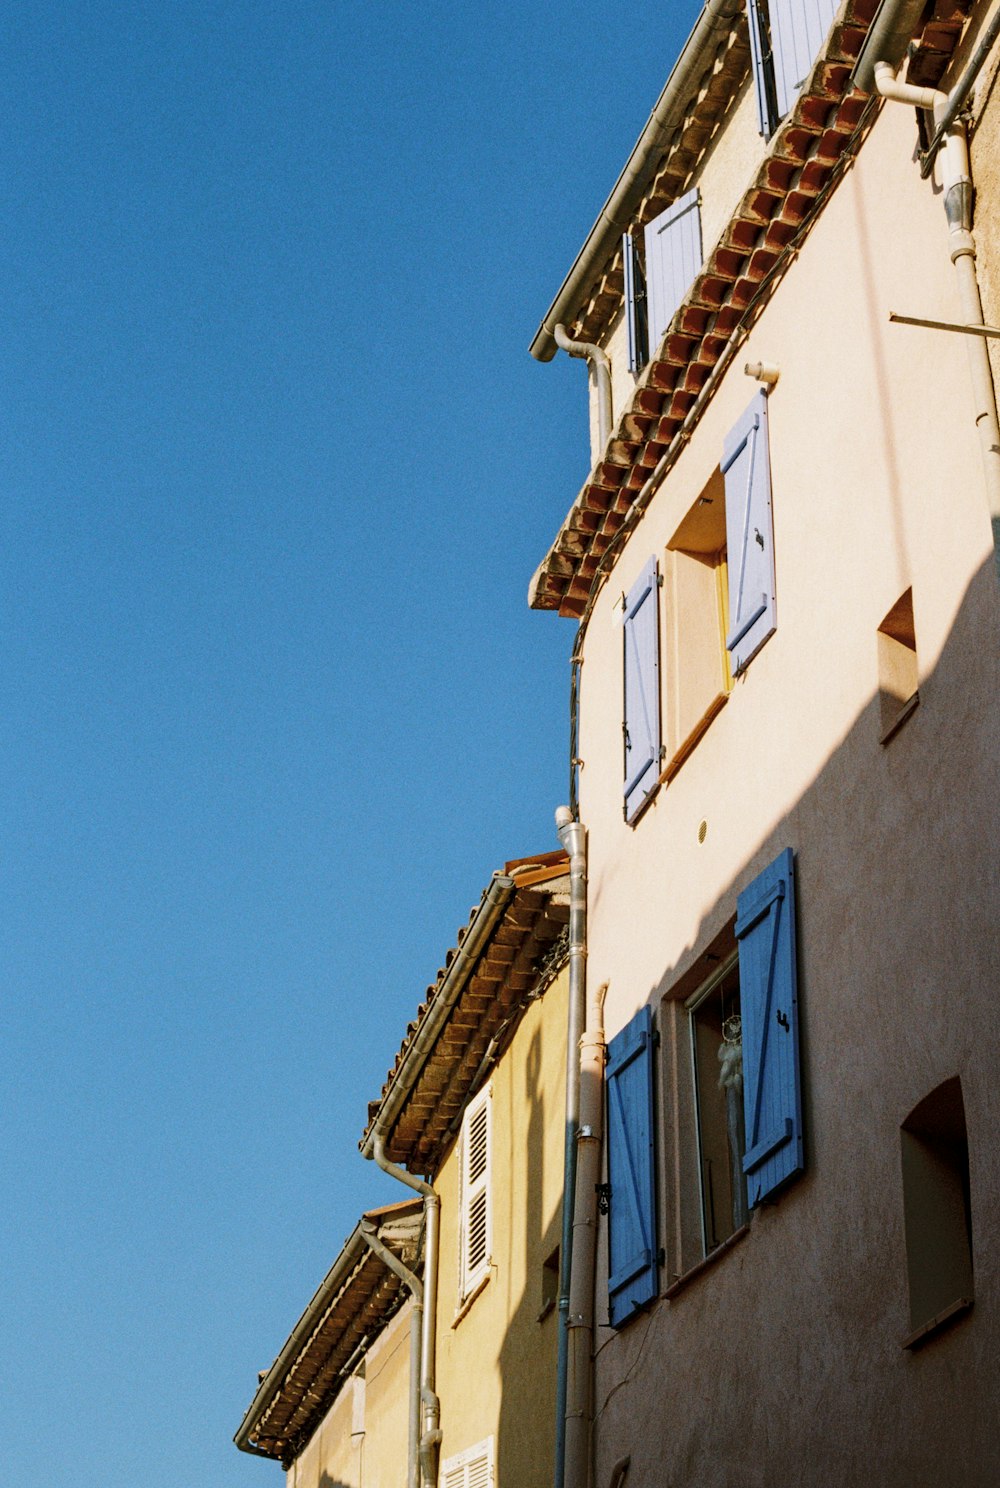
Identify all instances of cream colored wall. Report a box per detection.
[433,966,567,1488]
[580,96,995,1019]
[575,88,1000,1487]
[587,73,764,463]
[286,1300,412,1488]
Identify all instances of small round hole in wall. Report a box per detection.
[698,819,708,844]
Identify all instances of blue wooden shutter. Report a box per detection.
[623,231,648,374]
[736,848,804,1207]
[722,390,776,675]
[747,0,781,139]
[623,557,661,823]
[768,0,840,120]
[606,1005,658,1327]
[643,188,702,354]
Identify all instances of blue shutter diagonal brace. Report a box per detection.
[736,847,804,1206]
[605,1005,658,1327]
[768,0,840,119]
[643,187,702,355]
[623,557,661,823]
[722,390,776,674]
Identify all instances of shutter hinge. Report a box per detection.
[657,1248,665,1266]
[596,1182,612,1216]
[652,1028,661,1048]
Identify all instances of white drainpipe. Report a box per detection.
[563,978,607,1488]
[554,324,614,452]
[360,1219,423,1488]
[553,806,588,1488]
[853,4,1000,589]
[371,1135,441,1488]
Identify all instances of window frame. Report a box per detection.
[686,949,745,1259]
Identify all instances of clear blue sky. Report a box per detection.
[0,4,701,1484]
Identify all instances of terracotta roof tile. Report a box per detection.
[529,0,971,618]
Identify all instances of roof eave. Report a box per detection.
[529,0,744,362]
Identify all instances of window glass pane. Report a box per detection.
[692,962,747,1251]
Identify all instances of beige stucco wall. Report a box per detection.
[573,79,1000,1487]
[286,1300,412,1488]
[433,965,567,1487]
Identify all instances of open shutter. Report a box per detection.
[460,1087,491,1297]
[623,557,661,823]
[606,1005,658,1327]
[747,0,781,138]
[767,0,839,119]
[623,231,649,373]
[736,848,804,1207]
[643,188,702,353]
[723,390,776,675]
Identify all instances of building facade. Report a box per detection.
[528,0,1000,1483]
[237,853,571,1488]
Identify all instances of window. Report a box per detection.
[722,390,776,676]
[662,469,732,779]
[747,0,841,137]
[900,1077,974,1347]
[623,188,703,372]
[441,1436,495,1488]
[689,955,748,1253]
[605,852,803,1311]
[877,587,919,744]
[458,1085,492,1302]
[605,850,804,1311]
[623,557,662,823]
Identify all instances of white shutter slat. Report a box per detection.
[460,1087,492,1296]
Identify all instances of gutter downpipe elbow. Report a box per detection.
[360,1220,423,1488]
[555,324,613,451]
[874,61,1000,588]
[371,1133,441,1488]
[554,805,588,1488]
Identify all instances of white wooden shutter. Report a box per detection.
[441,1436,495,1488]
[768,0,840,119]
[643,188,702,353]
[460,1086,492,1298]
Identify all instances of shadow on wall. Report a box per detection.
[494,1022,562,1488]
[588,551,1000,1488]
[319,1474,351,1488]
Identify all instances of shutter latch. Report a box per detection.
[596,1182,612,1216]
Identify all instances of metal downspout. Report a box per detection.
[554,806,587,1488]
[554,324,613,450]
[371,1135,441,1488]
[563,979,607,1488]
[872,59,1000,589]
[360,1221,423,1488]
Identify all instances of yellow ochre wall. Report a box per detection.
[285,1299,412,1488]
[433,964,568,1488]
